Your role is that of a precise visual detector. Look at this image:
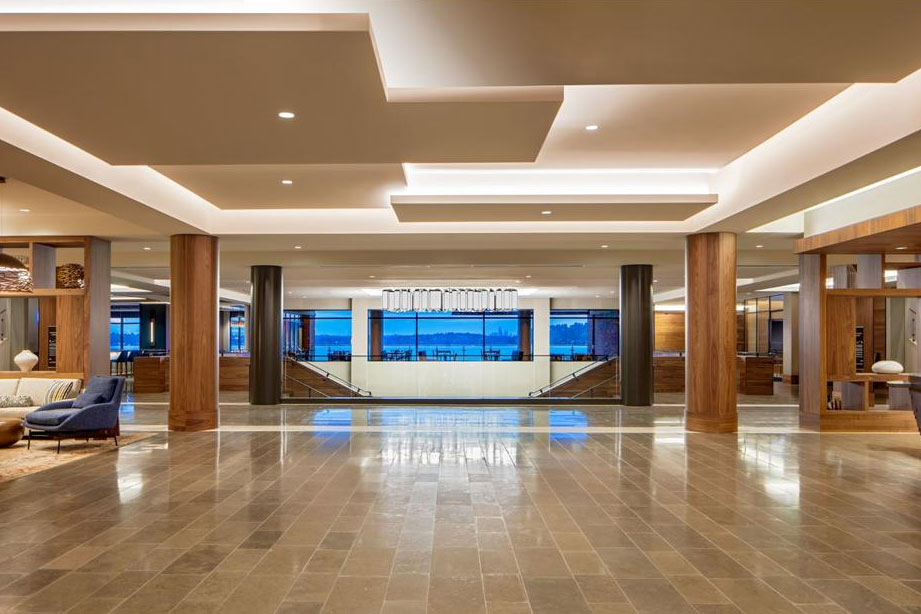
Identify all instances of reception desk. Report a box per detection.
[653,355,775,395]
[133,355,250,393]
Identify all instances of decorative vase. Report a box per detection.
[871,360,904,374]
[14,349,38,372]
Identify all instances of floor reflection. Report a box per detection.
[2,401,920,614]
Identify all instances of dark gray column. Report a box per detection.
[249,265,283,405]
[619,264,654,406]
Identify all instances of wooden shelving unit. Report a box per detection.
[796,206,921,432]
[0,236,110,383]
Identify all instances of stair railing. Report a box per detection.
[571,374,620,399]
[282,374,332,398]
[528,356,618,397]
[287,359,373,397]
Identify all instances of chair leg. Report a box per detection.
[56,440,61,454]
[26,430,30,450]
[113,435,118,447]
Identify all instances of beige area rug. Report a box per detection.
[0,432,156,483]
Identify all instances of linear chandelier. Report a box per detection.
[382,288,518,313]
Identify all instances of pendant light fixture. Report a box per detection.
[0,177,32,291]
[382,288,518,313]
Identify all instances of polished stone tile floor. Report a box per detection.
[1,400,921,614]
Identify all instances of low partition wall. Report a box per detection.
[350,356,553,398]
[133,355,249,393]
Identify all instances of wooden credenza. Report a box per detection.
[133,355,250,393]
[653,355,775,395]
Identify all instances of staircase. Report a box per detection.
[530,358,620,398]
[284,360,372,398]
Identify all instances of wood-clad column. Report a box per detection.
[685,232,737,433]
[518,313,533,360]
[169,235,219,431]
[619,264,654,406]
[250,265,283,405]
[369,310,383,359]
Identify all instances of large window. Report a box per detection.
[742,295,783,355]
[110,311,140,351]
[549,309,618,361]
[229,312,246,353]
[370,310,532,361]
[284,310,352,361]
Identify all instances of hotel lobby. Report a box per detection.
[2,2,921,613]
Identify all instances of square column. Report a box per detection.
[685,232,737,433]
[169,234,219,431]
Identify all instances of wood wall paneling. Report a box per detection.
[54,294,84,376]
[825,294,856,378]
[795,203,921,254]
[169,235,219,431]
[685,232,738,433]
[653,312,684,352]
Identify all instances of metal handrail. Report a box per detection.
[283,374,331,398]
[528,356,618,397]
[571,374,620,399]
[288,359,373,397]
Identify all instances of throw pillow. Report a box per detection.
[72,392,107,409]
[44,380,75,404]
[0,394,34,408]
[84,377,118,400]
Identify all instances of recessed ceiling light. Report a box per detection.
[653,279,658,283]
[755,244,764,248]
[525,275,532,278]
[541,210,552,215]
[585,125,599,131]
[281,179,293,185]
[18,208,30,213]
[369,275,376,278]
[896,246,909,250]
[294,245,302,249]
[143,246,151,251]
[278,111,295,119]
[601,244,609,248]
[595,295,600,298]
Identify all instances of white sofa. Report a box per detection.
[0,377,82,420]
